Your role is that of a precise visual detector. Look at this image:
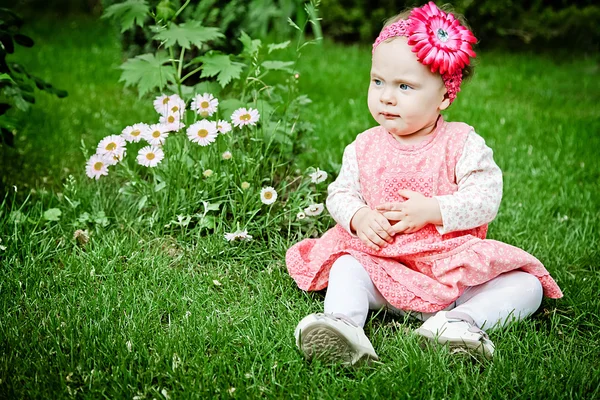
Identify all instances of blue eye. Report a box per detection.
[399,83,411,90]
[373,79,382,86]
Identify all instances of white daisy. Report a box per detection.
[297,211,306,220]
[186,120,218,146]
[85,154,111,180]
[260,186,277,205]
[224,229,253,242]
[221,151,232,160]
[231,107,260,128]
[159,114,185,132]
[136,145,164,167]
[96,135,127,161]
[217,120,232,134]
[191,93,218,117]
[153,94,185,116]
[309,168,328,184]
[241,182,250,190]
[304,203,324,216]
[121,123,148,143]
[143,123,169,146]
[203,169,213,177]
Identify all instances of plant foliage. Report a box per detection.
[0,8,67,147]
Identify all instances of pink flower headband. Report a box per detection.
[372,1,477,103]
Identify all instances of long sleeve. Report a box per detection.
[434,130,503,234]
[326,142,368,234]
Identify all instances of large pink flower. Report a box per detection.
[407,1,477,75]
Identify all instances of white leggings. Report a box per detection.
[324,255,544,330]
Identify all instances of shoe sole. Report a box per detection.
[298,323,379,365]
[415,327,494,359]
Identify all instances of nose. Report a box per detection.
[380,86,396,105]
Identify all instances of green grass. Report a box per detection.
[1,14,600,399]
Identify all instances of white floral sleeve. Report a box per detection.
[434,130,503,234]
[326,142,368,234]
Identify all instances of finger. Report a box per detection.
[376,202,404,211]
[380,211,404,221]
[397,189,417,199]
[374,216,395,241]
[366,228,388,249]
[359,231,380,251]
[391,220,408,235]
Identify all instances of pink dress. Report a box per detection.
[286,119,563,313]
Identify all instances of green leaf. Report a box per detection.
[0,73,13,82]
[261,60,295,73]
[102,0,149,32]
[198,53,244,87]
[239,31,261,55]
[153,22,223,49]
[219,98,245,119]
[119,53,177,97]
[267,40,290,53]
[43,208,62,221]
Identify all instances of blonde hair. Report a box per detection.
[381,5,476,82]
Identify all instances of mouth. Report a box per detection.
[380,112,399,119]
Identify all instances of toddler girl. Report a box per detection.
[286,2,562,363]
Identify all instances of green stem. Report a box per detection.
[173,0,191,21]
[181,65,203,83]
[177,47,185,97]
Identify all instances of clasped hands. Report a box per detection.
[350,189,443,251]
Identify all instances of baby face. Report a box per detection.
[368,37,450,144]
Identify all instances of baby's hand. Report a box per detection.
[376,190,442,234]
[350,207,394,251]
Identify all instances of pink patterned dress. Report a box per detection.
[286,119,563,313]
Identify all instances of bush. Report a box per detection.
[318,0,600,51]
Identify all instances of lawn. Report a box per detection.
[1,13,599,399]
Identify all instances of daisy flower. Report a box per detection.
[260,186,277,205]
[241,182,250,190]
[191,93,218,117]
[143,124,169,146]
[304,203,324,216]
[159,114,185,132]
[309,168,328,184]
[96,135,126,161]
[186,120,218,146]
[217,120,232,134]
[221,151,232,160]
[136,145,164,167]
[224,229,253,242]
[203,169,213,178]
[297,211,306,220]
[85,154,111,180]
[231,107,260,128]
[153,94,185,116]
[121,123,148,143]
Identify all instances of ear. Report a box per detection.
[438,90,451,111]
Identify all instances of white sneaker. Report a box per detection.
[415,311,495,359]
[294,313,379,365]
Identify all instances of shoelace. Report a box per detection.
[446,310,490,339]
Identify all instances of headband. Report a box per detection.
[372,2,477,103]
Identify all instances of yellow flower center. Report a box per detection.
[240,113,251,121]
[171,106,179,112]
[201,101,209,108]
[168,116,175,123]
[197,129,208,138]
[162,97,170,104]
[152,130,161,138]
[106,142,117,151]
[93,162,103,171]
[131,129,140,137]
[264,192,273,200]
[146,153,155,160]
